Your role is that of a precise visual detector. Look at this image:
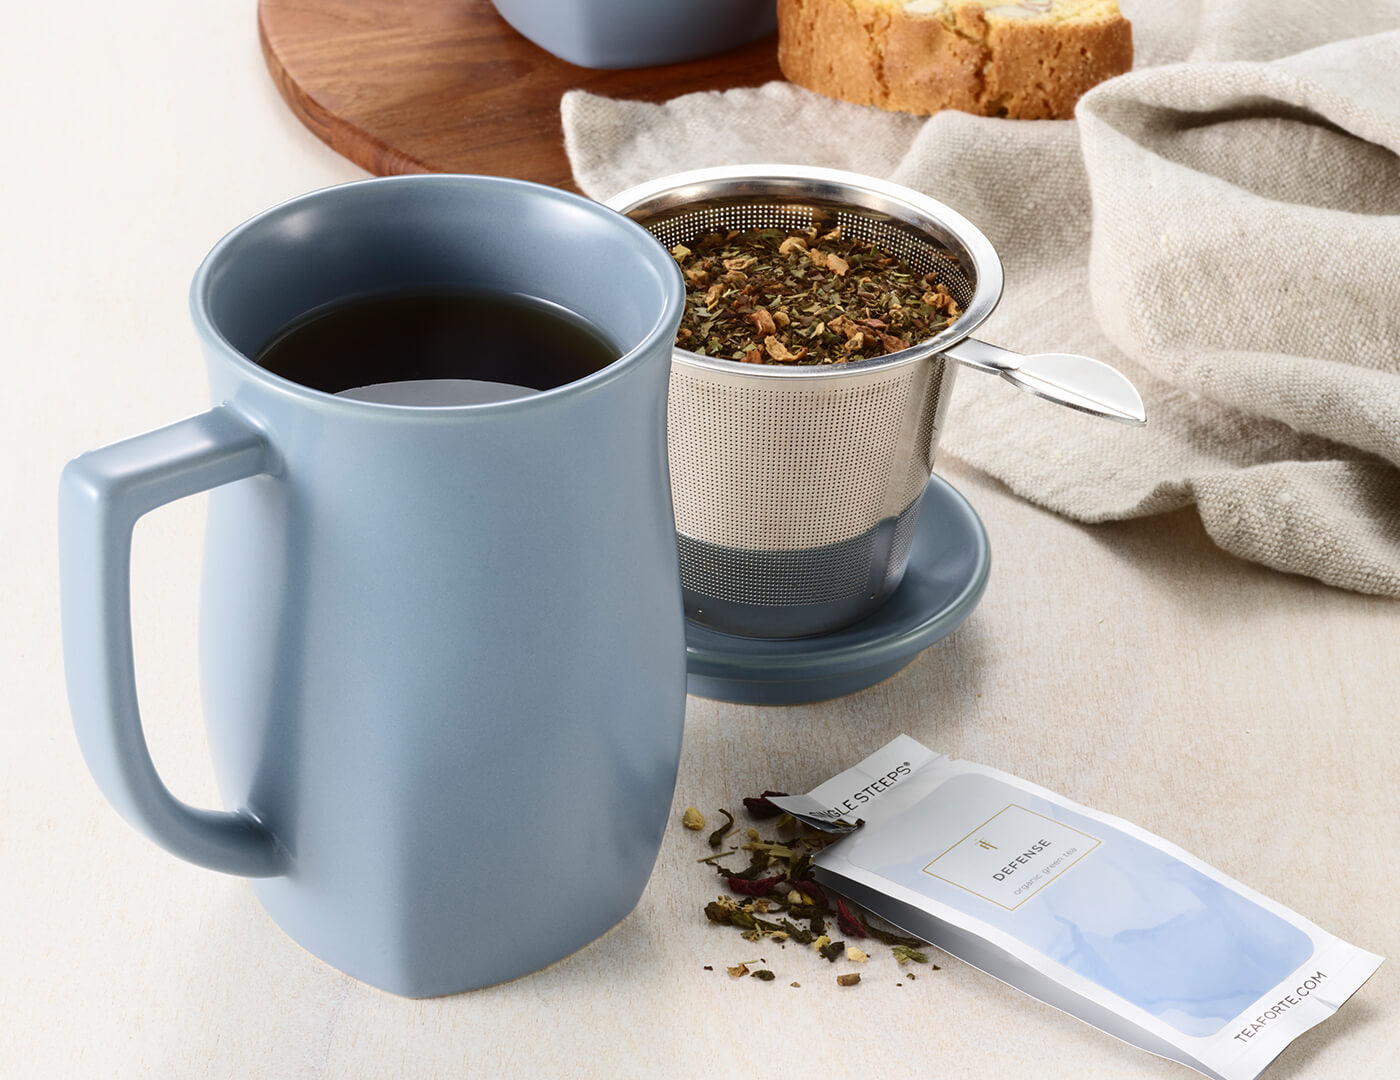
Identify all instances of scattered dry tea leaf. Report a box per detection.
[742,791,790,818]
[892,945,929,965]
[724,848,773,881]
[780,919,814,945]
[836,897,866,939]
[741,842,796,860]
[752,969,776,981]
[837,973,862,987]
[727,963,750,978]
[819,939,846,963]
[681,806,706,831]
[727,873,787,897]
[857,912,925,947]
[708,809,735,849]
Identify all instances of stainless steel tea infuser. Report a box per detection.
[607,164,1145,640]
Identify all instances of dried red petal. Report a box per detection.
[742,790,790,818]
[791,879,828,908]
[728,874,787,896]
[836,897,866,938]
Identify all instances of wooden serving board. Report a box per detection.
[258,0,782,191]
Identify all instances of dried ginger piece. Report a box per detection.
[764,336,807,363]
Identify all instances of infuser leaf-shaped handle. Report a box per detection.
[942,338,1146,425]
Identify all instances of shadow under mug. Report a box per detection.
[58,175,688,997]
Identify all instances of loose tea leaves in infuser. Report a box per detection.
[616,165,1142,645]
[768,737,1382,1080]
[671,224,961,365]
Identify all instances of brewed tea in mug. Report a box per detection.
[256,288,621,403]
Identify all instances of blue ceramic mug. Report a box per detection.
[58,175,687,997]
[492,0,777,69]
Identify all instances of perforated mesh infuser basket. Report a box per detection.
[606,166,1004,639]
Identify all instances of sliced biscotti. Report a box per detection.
[777,0,1133,119]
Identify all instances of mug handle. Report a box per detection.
[59,406,286,877]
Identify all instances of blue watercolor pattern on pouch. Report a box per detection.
[859,774,1313,1036]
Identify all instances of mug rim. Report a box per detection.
[188,174,686,416]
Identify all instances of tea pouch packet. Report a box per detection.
[769,737,1381,1080]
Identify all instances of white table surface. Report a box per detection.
[3,3,1395,1078]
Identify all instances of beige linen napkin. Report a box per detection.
[561,2,1400,597]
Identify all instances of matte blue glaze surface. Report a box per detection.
[491,0,777,69]
[59,175,688,997]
